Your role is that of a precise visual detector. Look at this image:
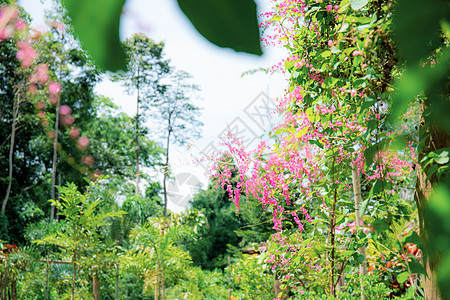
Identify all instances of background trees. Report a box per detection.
[0,0,448,299]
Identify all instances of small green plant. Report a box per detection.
[34,180,125,300]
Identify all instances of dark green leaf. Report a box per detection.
[177,0,262,55]
[354,253,365,264]
[409,259,426,276]
[62,0,126,71]
[393,0,447,64]
[401,231,422,248]
[364,144,378,167]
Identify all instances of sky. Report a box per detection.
[18,0,288,213]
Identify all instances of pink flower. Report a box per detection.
[60,114,75,127]
[28,84,37,94]
[16,41,37,68]
[69,127,80,139]
[328,40,333,46]
[350,89,357,97]
[77,136,89,149]
[29,63,49,85]
[59,105,71,115]
[49,94,59,105]
[37,111,46,119]
[352,50,363,56]
[35,101,45,110]
[48,81,61,95]
[81,155,94,165]
[326,4,332,10]
[15,18,25,30]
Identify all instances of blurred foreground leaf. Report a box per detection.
[62,0,126,71]
[62,0,262,72]
[427,177,450,297]
[177,0,262,55]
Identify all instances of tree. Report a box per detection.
[127,212,204,300]
[35,181,125,300]
[150,70,202,218]
[1,40,30,216]
[212,0,438,298]
[114,33,170,196]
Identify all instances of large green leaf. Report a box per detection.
[62,0,126,71]
[397,271,409,284]
[176,0,262,55]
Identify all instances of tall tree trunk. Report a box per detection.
[154,261,159,300]
[92,267,100,300]
[352,165,367,300]
[115,263,119,300]
[416,108,449,300]
[50,96,60,220]
[163,129,171,218]
[72,250,76,300]
[51,36,65,220]
[328,187,337,297]
[161,265,165,300]
[135,67,140,196]
[1,93,20,215]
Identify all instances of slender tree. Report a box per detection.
[114,33,170,196]
[150,70,202,218]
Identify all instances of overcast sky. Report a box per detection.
[18,0,288,213]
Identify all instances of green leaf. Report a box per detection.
[354,253,365,264]
[350,0,368,10]
[342,250,354,257]
[409,259,427,275]
[401,231,422,248]
[359,198,369,218]
[62,0,126,71]
[177,0,262,55]
[426,164,438,181]
[364,144,378,167]
[309,139,324,149]
[397,271,409,284]
[321,51,332,58]
[434,149,450,165]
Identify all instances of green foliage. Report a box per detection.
[177,0,262,55]
[34,180,125,298]
[426,176,450,297]
[166,267,229,299]
[123,212,205,298]
[188,180,273,270]
[228,254,274,300]
[61,0,126,71]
